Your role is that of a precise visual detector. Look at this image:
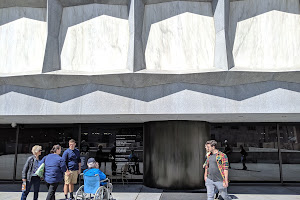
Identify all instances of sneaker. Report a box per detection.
[214,192,219,199]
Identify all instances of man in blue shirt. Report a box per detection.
[62,139,81,200]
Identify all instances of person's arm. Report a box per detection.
[62,150,70,175]
[223,154,229,188]
[98,169,106,180]
[77,151,81,173]
[60,158,67,173]
[204,168,208,182]
[78,163,81,174]
[223,170,229,188]
[22,157,31,182]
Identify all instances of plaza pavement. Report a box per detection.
[0,183,300,200]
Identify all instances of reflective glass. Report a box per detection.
[0,126,16,180]
[16,125,78,180]
[279,125,300,182]
[210,124,280,182]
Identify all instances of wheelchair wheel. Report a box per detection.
[94,186,105,200]
[107,183,113,200]
[75,185,87,200]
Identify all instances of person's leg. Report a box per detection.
[205,178,215,200]
[21,180,32,200]
[64,172,70,199]
[69,184,74,199]
[69,171,78,199]
[46,183,59,200]
[214,181,232,200]
[242,156,247,170]
[214,187,219,199]
[32,176,41,200]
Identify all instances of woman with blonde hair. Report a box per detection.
[21,145,42,200]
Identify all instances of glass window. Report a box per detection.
[279,124,300,182]
[210,124,280,182]
[16,125,78,180]
[81,124,143,181]
[0,126,16,180]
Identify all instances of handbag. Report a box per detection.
[34,163,45,178]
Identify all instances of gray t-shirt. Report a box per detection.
[208,154,223,182]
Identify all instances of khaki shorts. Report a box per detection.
[64,170,78,184]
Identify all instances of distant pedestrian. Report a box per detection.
[42,144,67,200]
[240,145,248,170]
[95,145,103,168]
[223,140,232,169]
[204,140,232,200]
[62,139,81,200]
[21,145,42,200]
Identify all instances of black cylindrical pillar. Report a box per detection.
[143,121,210,189]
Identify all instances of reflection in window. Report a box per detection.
[16,125,78,180]
[81,125,143,181]
[280,125,300,182]
[0,127,16,180]
[210,124,280,182]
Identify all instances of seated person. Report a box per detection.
[83,158,106,185]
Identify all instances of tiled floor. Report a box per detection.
[1,183,300,200]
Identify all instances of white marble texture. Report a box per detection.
[143,1,215,72]
[230,0,300,71]
[0,7,47,75]
[59,4,129,73]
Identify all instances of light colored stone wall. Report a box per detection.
[0,7,47,75]
[59,4,129,73]
[230,0,300,71]
[143,1,215,72]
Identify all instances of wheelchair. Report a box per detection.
[75,173,113,200]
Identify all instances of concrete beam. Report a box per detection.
[59,0,127,7]
[42,0,63,73]
[1,72,300,89]
[127,0,146,72]
[144,0,211,5]
[212,0,233,70]
[0,0,47,8]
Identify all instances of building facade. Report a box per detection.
[0,0,300,189]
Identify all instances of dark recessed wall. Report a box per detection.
[143,121,210,189]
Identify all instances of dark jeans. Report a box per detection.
[46,182,59,200]
[21,176,41,200]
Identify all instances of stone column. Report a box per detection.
[127,0,146,72]
[212,0,234,70]
[144,121,210,189]
[42,0,63,73]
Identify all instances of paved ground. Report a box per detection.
[1,183,300,200]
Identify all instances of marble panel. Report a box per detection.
[143,1,215,72]
[0,7,47,75]
[59,4,129,73]
[230,0,300,71]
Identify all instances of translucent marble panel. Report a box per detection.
[0,7,47,75]
[59,4,129,73]
[230,0,300,71]
[143,1,215,72]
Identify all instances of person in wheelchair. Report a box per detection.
[76,158,112,200]
[83,158,106,185]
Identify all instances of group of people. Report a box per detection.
[21,139,106,200]
[21,138,245,200]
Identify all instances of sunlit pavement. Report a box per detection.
[1,183,300,200]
